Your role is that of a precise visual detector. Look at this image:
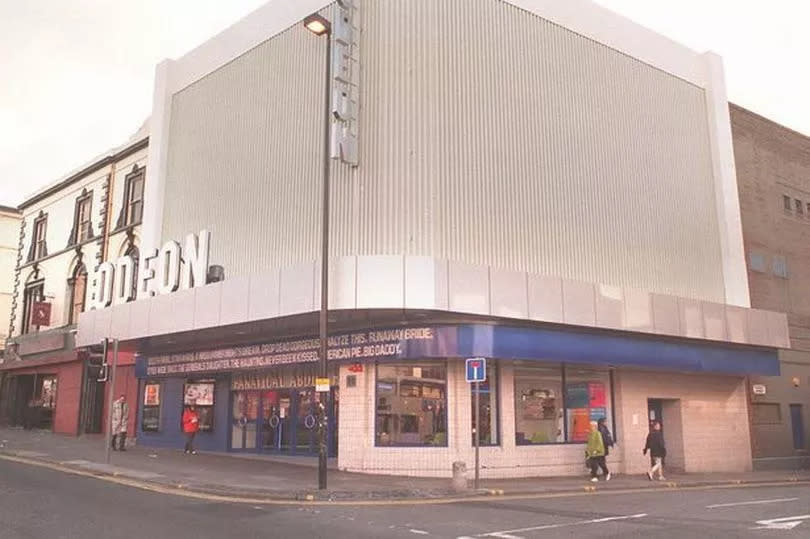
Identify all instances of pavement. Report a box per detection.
[0,427,808,504]
[4,457,810,538]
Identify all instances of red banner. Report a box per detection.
[31,301,51,327]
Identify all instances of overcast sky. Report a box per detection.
[1,0,808,206]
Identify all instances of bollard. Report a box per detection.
[452,461,468,492]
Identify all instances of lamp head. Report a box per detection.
[304,13,331,36]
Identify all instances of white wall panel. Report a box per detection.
[220,275,251,325]
[448,261,490,315]
[490,268,528,319]
[527,273,563,324]
[562,279,596,327]
[193,282,222,330]
[651,293,680,336]
[355,255,403,309]
[279,263,315,315]
[246,272,278,322]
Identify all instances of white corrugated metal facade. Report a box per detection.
[162,0,725,303]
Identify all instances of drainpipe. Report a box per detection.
[100,160,117,264]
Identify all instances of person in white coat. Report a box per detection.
[111,394,129,451]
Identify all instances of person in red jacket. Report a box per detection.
[182,403,200,455]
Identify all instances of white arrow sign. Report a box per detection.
[752,515,810,530]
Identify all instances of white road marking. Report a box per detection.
[707,497,798,509]
[466,513,648,538]
[752,514,810,531]
[409,530,429,535]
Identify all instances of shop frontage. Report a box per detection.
[129,323,780,477]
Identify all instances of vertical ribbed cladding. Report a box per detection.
[160,0,725,304]
[355,0,724,302]
[163,22,325,277]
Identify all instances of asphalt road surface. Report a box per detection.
[1,459,809,538]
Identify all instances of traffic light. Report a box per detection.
[80,339,109,382]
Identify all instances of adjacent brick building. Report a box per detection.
[731,104,810,469]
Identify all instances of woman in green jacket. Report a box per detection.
[586,420,610,482]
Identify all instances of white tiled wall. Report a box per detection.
[337,359,752,478]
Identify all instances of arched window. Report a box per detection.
[68,263,87,325]
[125,245,139,299]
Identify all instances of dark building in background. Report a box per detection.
[732,104,810,469]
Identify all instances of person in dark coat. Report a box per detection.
[643,421,667,481]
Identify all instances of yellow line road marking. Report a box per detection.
[0,453,806,507]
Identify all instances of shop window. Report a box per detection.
[183,380,216,432]
[564,365,612,442]
[471,363,500,446]
[752,402,781,424]
[375,362,447,446]
[514,363,563,444]
[142,382,161,432]
[40,376,58,409]
[514,363,613,445]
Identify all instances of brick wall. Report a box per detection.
[731,104,810,459]
[615,370,751,474]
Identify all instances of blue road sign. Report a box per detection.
[466,357,486,383]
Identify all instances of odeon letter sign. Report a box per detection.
[93,230,211,309]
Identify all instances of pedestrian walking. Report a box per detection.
[586,420,610,482]
[111,394,129,451]
[597,417,614,472]
[643,420,667,481]
[182,402,200,454]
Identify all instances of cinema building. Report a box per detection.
[77,0,790,478]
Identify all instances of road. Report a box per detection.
[1,459,808,538]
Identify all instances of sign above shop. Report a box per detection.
[134,324,781,379]
[93,230,211,309]
[231,366,337,391]
[752,384,767,395]
[142,327,440,377]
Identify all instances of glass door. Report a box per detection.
[231,390,259,450]
[260,390,294,452]
[295,389,318,454]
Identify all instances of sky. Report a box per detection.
[1,0,808,206]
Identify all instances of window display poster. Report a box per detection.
[565,383,589,408]
[588,382,606,408]
[144,383,160,406]
[590,407,607,422]
[184,383,214,406]
[570,408,590,441]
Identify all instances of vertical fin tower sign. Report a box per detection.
[330,0,360,166]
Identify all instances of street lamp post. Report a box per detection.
[304,12,332,491]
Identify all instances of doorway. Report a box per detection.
[647,398,685,472]
[230,387,338,456]
[790,404,805,451]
